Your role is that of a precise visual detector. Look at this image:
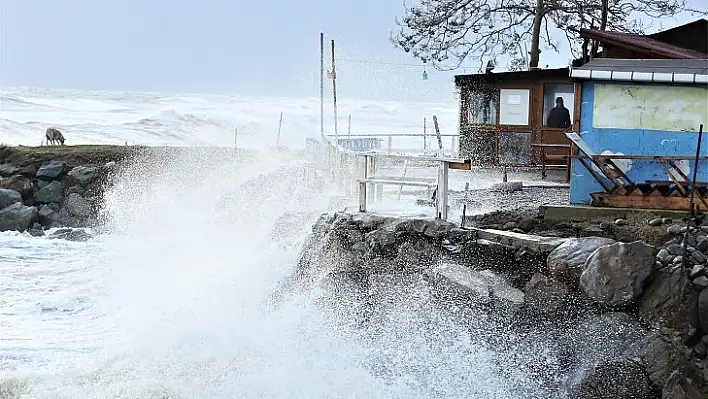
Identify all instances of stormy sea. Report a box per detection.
[0,87,561,398]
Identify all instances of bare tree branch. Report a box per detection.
[391,0,707,70]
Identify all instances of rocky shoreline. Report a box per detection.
[0,145,133,235]
[284,211,708,398]
[0,144,254,236]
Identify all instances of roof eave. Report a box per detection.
[570,67,708,84]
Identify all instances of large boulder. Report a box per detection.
[638,264,699,338]
[626,332,696,390]
[0,175,35,199]
[66,165,98,187]
[547,237,616,286]
[35,180,64,204]
[0,203,38,232]
[36,161,67,180]
[0,188,22,210]
[579,241,656,307]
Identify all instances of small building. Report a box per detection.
[575,18,707,64]
[568,58,708,210]
[454,68,578,169]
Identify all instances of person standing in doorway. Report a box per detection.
[546,97,571,129]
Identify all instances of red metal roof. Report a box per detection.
[580,28,708,59]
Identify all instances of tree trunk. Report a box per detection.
[529,0,544,68]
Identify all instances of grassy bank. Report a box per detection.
[0,145,133,169]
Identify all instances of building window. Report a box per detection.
[465,87,497,125]
[543,84,574,128]
[499,89,530,125]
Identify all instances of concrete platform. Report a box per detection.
[461,227,567,253]
[538,204,691,221]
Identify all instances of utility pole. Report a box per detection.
[331,39,339,145]
[319,33,325,139]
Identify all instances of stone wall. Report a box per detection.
[288,211,708,398]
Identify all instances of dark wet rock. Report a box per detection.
[638,265,699,338]
[0,203,38,232]
[27,223,44,237]
[518,217,537,233]
[699,288,708,334]
[547,236,616,286]
[668,244,685,256]
[49,228,93,242]
[691,265,706,278]
[697,237,708,253]
[563,312,649,394]
[36,161,68,180]
[35,180,64,204]
[695,276,708,289]
[626,332,700,391]
[0,188,22,210]
[62,193,93,219]
[523,273,571,314]
[649,218,663,227]
[17,165,37,177]
[38,204,60,228]
[566,359,651,399]
[692,251,707,265]
[0,163,19,177]
[580,241,656,307]
[0,175,35,199]
[658,248,674,264]
[66,165,98,187]
[65,185,85,196]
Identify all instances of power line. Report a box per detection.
[334,57,480,72]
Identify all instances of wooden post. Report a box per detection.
[387,136,392,153]
[331,40,339,145]
[423,117,427,150]
[348,114,352,136]
[433,115,443,153]
[234,127,238,150]
[436,161,449,219]
[276,111,283,147]
[320,33,325,139]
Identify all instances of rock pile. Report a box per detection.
[293,211,708,397]
[0,160,115,233]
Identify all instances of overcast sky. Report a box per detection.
[0,0,704,101]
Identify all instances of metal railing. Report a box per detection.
[309,135,469,220]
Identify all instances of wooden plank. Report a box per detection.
[531,143,572,148]
[358,178,437,188]
[591,192,708,211]
[448,161,472,170]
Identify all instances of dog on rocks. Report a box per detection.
[44,128,65,146]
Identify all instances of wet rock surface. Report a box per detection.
[292,211,708,397]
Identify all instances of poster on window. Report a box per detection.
[499,89,530,125]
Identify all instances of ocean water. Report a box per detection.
[0,87,560,398]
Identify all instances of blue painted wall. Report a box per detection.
[570,81,708,204]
